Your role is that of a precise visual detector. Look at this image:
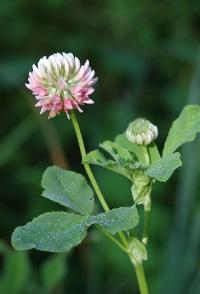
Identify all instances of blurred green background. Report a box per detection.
[1,0,200,293]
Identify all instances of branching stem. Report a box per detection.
[70,111,149,293]
[70,111,128,248]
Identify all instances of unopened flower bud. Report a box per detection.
[126,118,158,146]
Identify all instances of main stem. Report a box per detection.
[70,111,128,247]
[70,111,109,212]
[134,263,149,294]
[142,207,151,245]
[70,111,149,293]
[142,146,151,245]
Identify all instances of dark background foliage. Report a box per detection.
[1,0,200,293]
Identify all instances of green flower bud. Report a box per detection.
[126,118,158,145]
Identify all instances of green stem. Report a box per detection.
[70,111,109,212]
[142,145,151,246]
[134,263,149,294]
[70,111,149,293]
[96,225,127,253]
[142,206,151,245]
[70,111,128,248]
[143,146,150,166]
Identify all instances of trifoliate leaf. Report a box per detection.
[84,140,149,181]
[11,212,89,252]
[83,150,132,180]
[41,166,94,215]
[92,205,139,234]
[147,152,182,182]
[163,105,200,155]
[12,206,140,253]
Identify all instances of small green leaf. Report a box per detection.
[42,166,94,215]
[115,134,161,164]
[83,150,132,180]
[148,143,161,164]
[83,149,108,165]
[147,152,182,182]
[84,140,148,181]
[11,212,89,252]
[128,238,147,265]
[100,140,135,164]
[115,134,147,163]
[163,105,200,155]
[93,206,139,234]
[41,253,67,291]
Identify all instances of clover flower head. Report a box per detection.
[126,118,158,145]
[26,53,98,118]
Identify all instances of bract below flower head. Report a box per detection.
[26,53,98,118]
[126,118,158,145]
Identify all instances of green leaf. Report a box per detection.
[41,253,67,291]
[41,166,94,215]
[84,140,148,180]
[147,152,182,182]
[163,105,200,155]
[11,212,89,252]
[12,205,139,253]
[115,133,147,163]
[115,134,161,164]
[93,206,139,234]
[100,140,135,164]
[128,238,147,265]
[148,143,161,164]
[83,150,132,180]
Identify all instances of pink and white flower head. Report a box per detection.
[26,53,98,118]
